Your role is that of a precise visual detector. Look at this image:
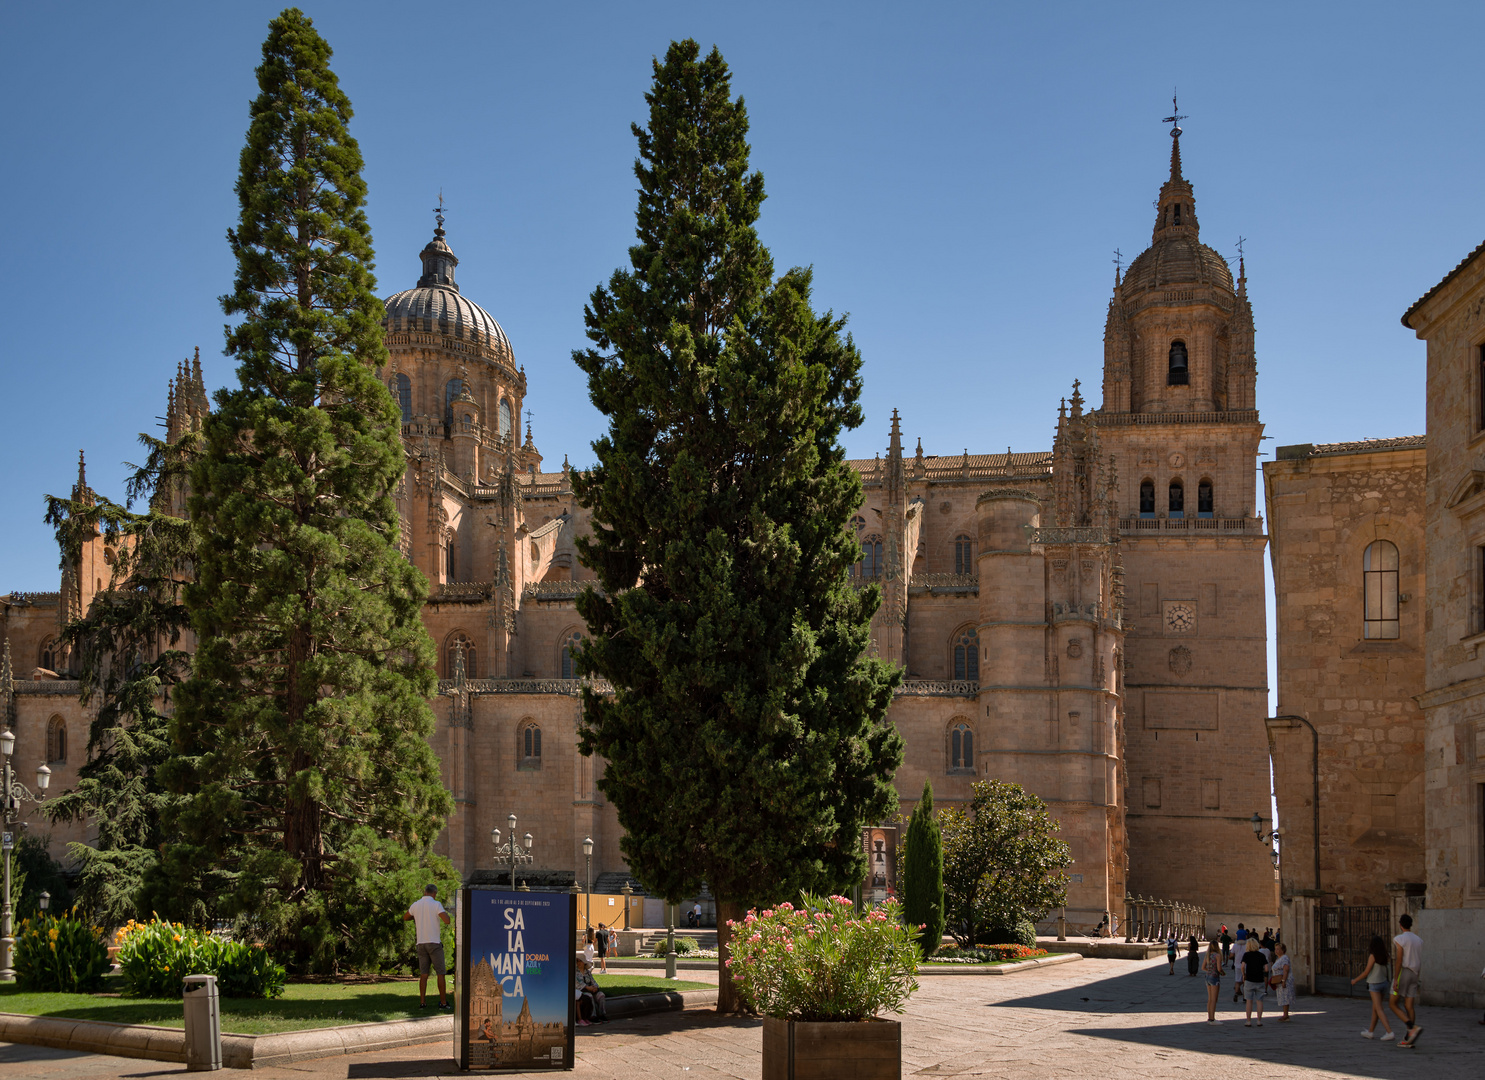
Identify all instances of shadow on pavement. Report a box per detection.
[348,1062,456,1078]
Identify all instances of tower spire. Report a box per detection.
[1163,90,1188,183]
[1153,94,1198,242]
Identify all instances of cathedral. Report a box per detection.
[0,121,1277,931]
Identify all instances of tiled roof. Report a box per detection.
[1298,435,1425,457]
[849,450,1053,478]
[1401,238,1485,329]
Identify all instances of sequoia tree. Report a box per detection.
[901,781,945,956]
[162,8,451,969]
[573,40,903,1010]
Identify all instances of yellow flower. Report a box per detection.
[173,935,181,943]
[49,943,56,952]
[162,965,169,972]
[48,928,59,942]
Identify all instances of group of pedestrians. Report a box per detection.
[1348,913,1424,1048]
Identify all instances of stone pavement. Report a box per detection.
[1,956,1480,1079]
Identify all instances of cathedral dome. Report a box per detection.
[1120,236,1234,296]
[382,214,513,357]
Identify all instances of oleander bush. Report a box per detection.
[726,894,920,1022]
[115,916,285,998]
[13,910,111,992]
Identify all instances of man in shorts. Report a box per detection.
[403,884,452,1010]
[1389,913,1424,1047]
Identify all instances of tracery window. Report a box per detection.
[1197,479,1214,518]
[393,373,412,423]
[1139,480,1155,518]
[38,638,57,673]
[1168,479,1185,519]
[445,632,476,679]
[953,535,974,576]
[1168,340,1189,386]
[560,632,583,679]
[443,379,465,429]
[519,720,542,769]
[949,722,974,773]
[499,400,513,440]
[46,716,66,764]
[1363,540,1400,640]
[859,536,884,578]
[952,628,979,681]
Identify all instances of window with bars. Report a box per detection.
[950,723,974,772]
[954,535,974,575]
[953,629,979,681]
[1363,540,1400,639]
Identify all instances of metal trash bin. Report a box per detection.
[182,974,222,1071]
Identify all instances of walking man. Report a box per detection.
[403,884,452,1010]
[1389,912,1424,1047]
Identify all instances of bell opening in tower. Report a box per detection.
[1139,479,1155,519]
[1168,479,1184,520]
[1167,340,1189,386]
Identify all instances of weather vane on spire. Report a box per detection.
[1235,235,1247,259]
[1163,90,1187,136]
[1113,247,1123,274]
[434,190,446,232]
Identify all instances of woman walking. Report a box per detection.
[1202,937,1224,1021]
[1270,942,1294,1021]
[1240,939,1269,1026]
[1351,936,1395,1041]
[1186,935,1200,976]
[1167,934,1178,974]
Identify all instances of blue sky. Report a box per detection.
[1,1,1476,651]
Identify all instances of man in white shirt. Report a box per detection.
[402,884,452,1010]
[1389,912,1423,1047]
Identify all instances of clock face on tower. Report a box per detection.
[1163,601,1196,635]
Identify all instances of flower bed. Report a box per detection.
[726,895,919,1022]
[926,944,1049,964]
[14,912,111,993]
[115,917,286,999]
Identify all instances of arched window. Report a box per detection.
[1168,479,1185,519]
[499,400,512,440]
[1363,540,1400,640]
[949,722,974,772]
[443,379,465,428]
[1139,479,1155,518]
[38,638,57,673]
[860,536,884,578]
[952,628,979,681]
[1168,340,1189,386]
[445,632,475,679]
[953,535,974,576]
[560,632,583,679]
[446,535,457,582]
[46,716,66,764]
[1197,479,1214,518]
[519,720,542,768]
[393,373,412,423]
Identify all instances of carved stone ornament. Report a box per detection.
[1067,637,1084,659]
[1168,452,1186,469]
[1168,645,1193,676]
[940,501,952,514]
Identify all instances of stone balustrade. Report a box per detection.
[1122,893,1209,943]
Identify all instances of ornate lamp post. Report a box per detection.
[0,727,51,982]
[581,837,593,931]
[490,813,534,891]
[1250,812,1283,867]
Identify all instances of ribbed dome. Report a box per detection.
[383,285,512,354]
[1121,236,1234,296]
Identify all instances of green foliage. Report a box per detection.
[939,780,1070,948]
[978,917,1037,948]
[649,935,701,957]
[573,38,902,928]
[41,431,198,927]
[727,894,920,1021]
[13,911,111,993]
[116,917,286,999]
[929,943,1048,963]
[901,781,945,957]
[162,8,450,972]
[12,835,73,920]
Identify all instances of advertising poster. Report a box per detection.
[863,825,898,905]
[458,889,575,1071]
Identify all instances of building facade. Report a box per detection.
[0,124,1278,931]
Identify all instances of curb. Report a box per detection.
[605,988,719,1019]
[224,1015,454,1069]
[918,952,1084,976]
[602,958,719,970]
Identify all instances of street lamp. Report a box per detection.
[1250,812,1283,867]
[490,812,535,891]
[0,729,50,982]
[37,892,48,913]
[581,837,593,931]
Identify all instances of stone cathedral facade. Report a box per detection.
[0,125,1277,930]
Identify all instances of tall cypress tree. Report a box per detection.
[902,780,945,957]
[163,8,451,969]
[574,39,903,1010]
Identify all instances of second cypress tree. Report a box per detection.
[902,780,945,957]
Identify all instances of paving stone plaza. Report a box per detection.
[1,957,1480,1079]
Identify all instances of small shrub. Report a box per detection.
[650,935,701,956]
[727,894,920,1022]
[116,916,284,998]
[14,911,111,992]
[978,917,1037,949]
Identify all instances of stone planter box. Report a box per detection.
[761,1015,901,1080]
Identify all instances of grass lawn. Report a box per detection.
[0,974,712,1036]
